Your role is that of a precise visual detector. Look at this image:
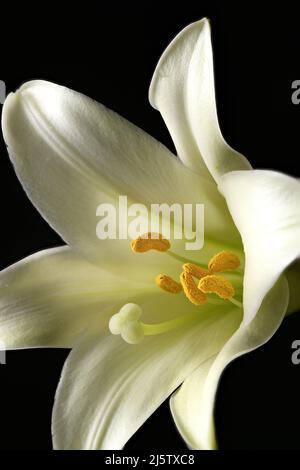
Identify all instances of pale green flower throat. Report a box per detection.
[109,233,243,344]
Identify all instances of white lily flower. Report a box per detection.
[1,18,300,450]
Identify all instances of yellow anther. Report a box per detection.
[131,232,170,253]
[198,275,235,299]
[183,263,209,279]
[180,271,207,306]
[208,251,240,274]
[155,274,182,294]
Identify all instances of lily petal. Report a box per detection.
[0,246,155,349]
[170,276,289,449]
[220,170,300,325]
[149,19,251,182]
[2,80,238,276]
[52,305,242,449]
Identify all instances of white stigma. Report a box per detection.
[109,303,144,344]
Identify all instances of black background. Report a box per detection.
[0,1,300,452]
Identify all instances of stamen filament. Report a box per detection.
[167,250,207,268]
[227,297,243,308]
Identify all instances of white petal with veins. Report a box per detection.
[52,305,241,449]
[2,80,240,278]
[220,170,300,325]
[170,276,288,449]
[0,246,154,349]
[149,19,251,182]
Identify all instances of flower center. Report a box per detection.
[109,233,243,344]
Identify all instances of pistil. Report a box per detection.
[109,296,243,345]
